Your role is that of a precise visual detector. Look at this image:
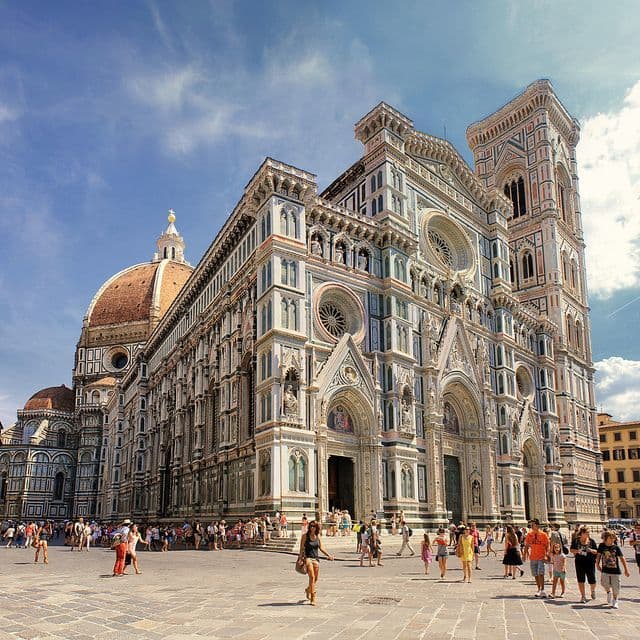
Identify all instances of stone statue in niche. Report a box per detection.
[283,384,298,415]
[335,243,345,264]
[357,251,368,271]
[311,236,323,257]
[402,394,413,427]
[428,321,440,361]
[472,479,481,506]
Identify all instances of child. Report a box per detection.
[549,542,566,597]
[421,533,433,574]
[434,528,449,579]
[597,531,630,609]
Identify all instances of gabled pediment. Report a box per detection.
[315,334,376,404]
[495,138,526,172]
[437,317,481,386]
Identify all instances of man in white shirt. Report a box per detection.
[397,521,415,556]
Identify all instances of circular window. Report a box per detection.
[421,212,474,274]
[104,347,129,372]
[314,283,366,343]
[428,229,454,268]
[112,353,128,370]
[319,302,347,338]
[516,366,534,400]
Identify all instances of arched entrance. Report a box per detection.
[323,391,379,521]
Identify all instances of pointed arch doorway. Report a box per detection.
[328,456,354,516]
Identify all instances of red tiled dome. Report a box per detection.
[86,261,192,327]
[24,385,75,413]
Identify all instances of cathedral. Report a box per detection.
[0,80,606,527]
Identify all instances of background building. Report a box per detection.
[598,412,640,520]
[0,80,606,527]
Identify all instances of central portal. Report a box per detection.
[444,455,462,523]
[328,455,355,516]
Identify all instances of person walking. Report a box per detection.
[523,519,550,598]
[597,530,630,609]
[397,520,415,556]
[548,542,567,597]
[570,525,598,603]
[359,524,372,567]
[298,521,334,606]
[4,523,15,548]
[484,525,497,557]
[34,522,51,564]
[434,528,449,579]
[421,533,433,574]
[469,522,482,569]
[128,523,149,575]
[502,525,524,579]
[456,525,474,583]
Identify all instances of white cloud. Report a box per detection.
[0,103,19,123]
[595,356,640,421]
[579,80,640,298]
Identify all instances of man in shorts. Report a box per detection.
[523,519,550,597]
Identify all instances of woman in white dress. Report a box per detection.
[128,524,149,575]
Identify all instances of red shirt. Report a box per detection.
[525,530,549,560]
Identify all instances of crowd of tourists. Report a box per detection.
[3,514,639,610]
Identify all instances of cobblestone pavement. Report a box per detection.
[1,535,639,639]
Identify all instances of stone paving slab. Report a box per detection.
[0,537,639,639]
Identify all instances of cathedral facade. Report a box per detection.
[1,80,605,527]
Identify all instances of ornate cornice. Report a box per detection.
[466,79,580,149]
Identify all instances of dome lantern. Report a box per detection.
[154,209,187,264]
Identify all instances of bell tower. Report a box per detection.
[466,80,605,525]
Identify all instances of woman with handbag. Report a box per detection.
[297,520,334,605]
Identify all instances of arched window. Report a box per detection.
[139,417,145,432]
[370,175,376,192]
[501,433,509,455]
[377,171,383,189]
[57,431,67,448]
[570,260,578,290]
[504,176,527,218]
[372,198,377,215]
[53,472,65,501]
[259,452,271,495]
[377,194,383,213]
[288,452,307,492]
[509,260,515,284]
[575,321,583,350]
[401,466,414,498]
[496,345,503,366]
[499,406,506,425]
[522,252,534,279]
[171,247,176,259]
[163,247,168,259]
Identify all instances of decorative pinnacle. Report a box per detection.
[168,208,176,223]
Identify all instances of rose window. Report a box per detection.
[314,283,366,344]
[428,230,454,268]
[319,302,347,338]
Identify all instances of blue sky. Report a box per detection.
[1,0,639,425]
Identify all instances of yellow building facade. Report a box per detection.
[598,413,640,520]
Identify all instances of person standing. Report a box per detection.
[421,533,433,574]
[570,525,598,603]
[25,522,35,549]
[596,531,629,609]
[359,524,372,567]
[629,521,640,575]
[397,520,415,556]
[434,528,449,579]
[34,522,52,564]
[369,519,383,566]
[298,521,334,606]
[502,525,524,579]
[523,519,550,597]
[456,526,474,583]
[112,519,131,577]
[469,522,481,569]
